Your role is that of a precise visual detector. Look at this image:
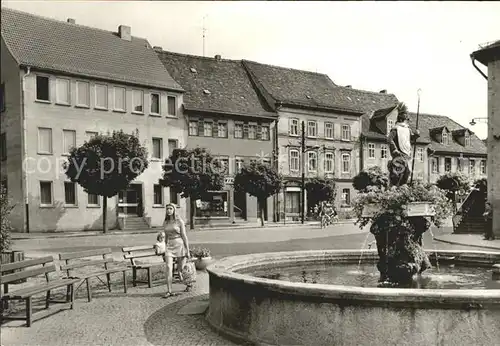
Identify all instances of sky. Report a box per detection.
[3,1,499,139]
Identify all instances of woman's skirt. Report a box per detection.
[164,237,187,258]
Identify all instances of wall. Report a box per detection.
[487,59,500,237]
[0,38,25,231]
[21,71,185,231]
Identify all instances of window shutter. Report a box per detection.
[213,121,218,137]
[198,120,204,136]
[243,123,249,139]
[256,124,262,140]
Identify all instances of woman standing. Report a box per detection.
[162,203,191,298]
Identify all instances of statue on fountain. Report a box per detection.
[369,102,433,286]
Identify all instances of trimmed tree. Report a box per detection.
[305,178,337,213]
[234,162,282,227]
[65,130,148,233]
[436,172,471,231]
[160,147,224,230]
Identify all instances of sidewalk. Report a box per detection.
[434,233,500,251]
[10,220,356,240]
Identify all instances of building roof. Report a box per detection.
[156,51,275,118]
[471,40,500,65]
[371,105,397,120]
[408,113,487,155]
[242,60,368,114]
[1,7,182,91]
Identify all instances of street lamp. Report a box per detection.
[469,117,488,126]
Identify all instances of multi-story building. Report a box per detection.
[242,60,369,219]
[156,51,277,225]
[0,8,185,232]
[471,40,500,238]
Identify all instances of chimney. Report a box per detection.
[379,89,387,93]
[153,46,163,52]
[214,54,221,61]
[345,85,352,88]
[67,18,75,24]
[118,25,131,41]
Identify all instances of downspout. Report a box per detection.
[274,103,281,222]
[21,66,31,232]
[359,136,364,171]
[471,55,488,80]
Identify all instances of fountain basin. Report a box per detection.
[206,250,500,346]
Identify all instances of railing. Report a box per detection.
[453,187,482,232]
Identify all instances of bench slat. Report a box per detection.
[59,248,112,260]
[1,256,54,272]
[1,264,56,284]
[61,258,114,271]
[122,245,154,252]
[124,252,158,260]
[2,278,80,299]
[69,267,128,280]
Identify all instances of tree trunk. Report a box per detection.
[259,198,265,227]
[103,196,108,233]
[189,197,195,230]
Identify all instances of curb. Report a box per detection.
[10,220,357,240]
[433,236,500,251]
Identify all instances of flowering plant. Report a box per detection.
[352,183,453,229]
[190,247,211,258]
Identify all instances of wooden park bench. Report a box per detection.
[122,245,178,288]
[1,256,80,327]
[58,248,128,302]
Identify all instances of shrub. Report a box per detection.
[190,247,211,258]
[353,166,389,192]
[0,185,14,252]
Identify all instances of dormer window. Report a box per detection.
[441,131,449,145]
[387,119,394,130]
[465,132,471,147]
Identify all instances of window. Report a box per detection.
[442,131,449,145]
[1,82,5,112]
[56,78,70,105]
[153,184,163,205]
[189,120,198,136]
[307,121,317,138]
[38,127,52,154]
[88,193,99,206]
[469,159,475,175]
[36,76,50,101]
[64,182,76,205]
[261,125,270,140]
[219,157,229,174]
[481,160,486,174]
[465,133,471,147]
[95,84,108,109]
[387,119,394,130]
[325,122,334,139]
[167,96,176,116]
[248,124,256,139]
[341,188,351,206]
[85,131,98,141]
[342,153,351,173]
[341,124,351,141]
[63,130,76,155]
[114,87,126,111]
[368,143,375,158]
[289,118,299,136]
[431,158,438,173]
[217,122,228,138]
[170,188,179,205]
[132,90,144,113]
[417,148,424,162]
[234,123,243,138]
[204,122,213,137]
[290,150,300,171]
[457,158,463,172]
[168,139,178,157]
[150,93,160,114]
[1,179,6,194]
[76,81,90,107]
[445,158,452,172]
[324,152,334,173]
[307,151,317,172]
[381,145,388,159]
[40,181,53,205]
[235,157,244,173]
[0,133,6,161]
[286,191,300,213]
[152,137,162,159]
